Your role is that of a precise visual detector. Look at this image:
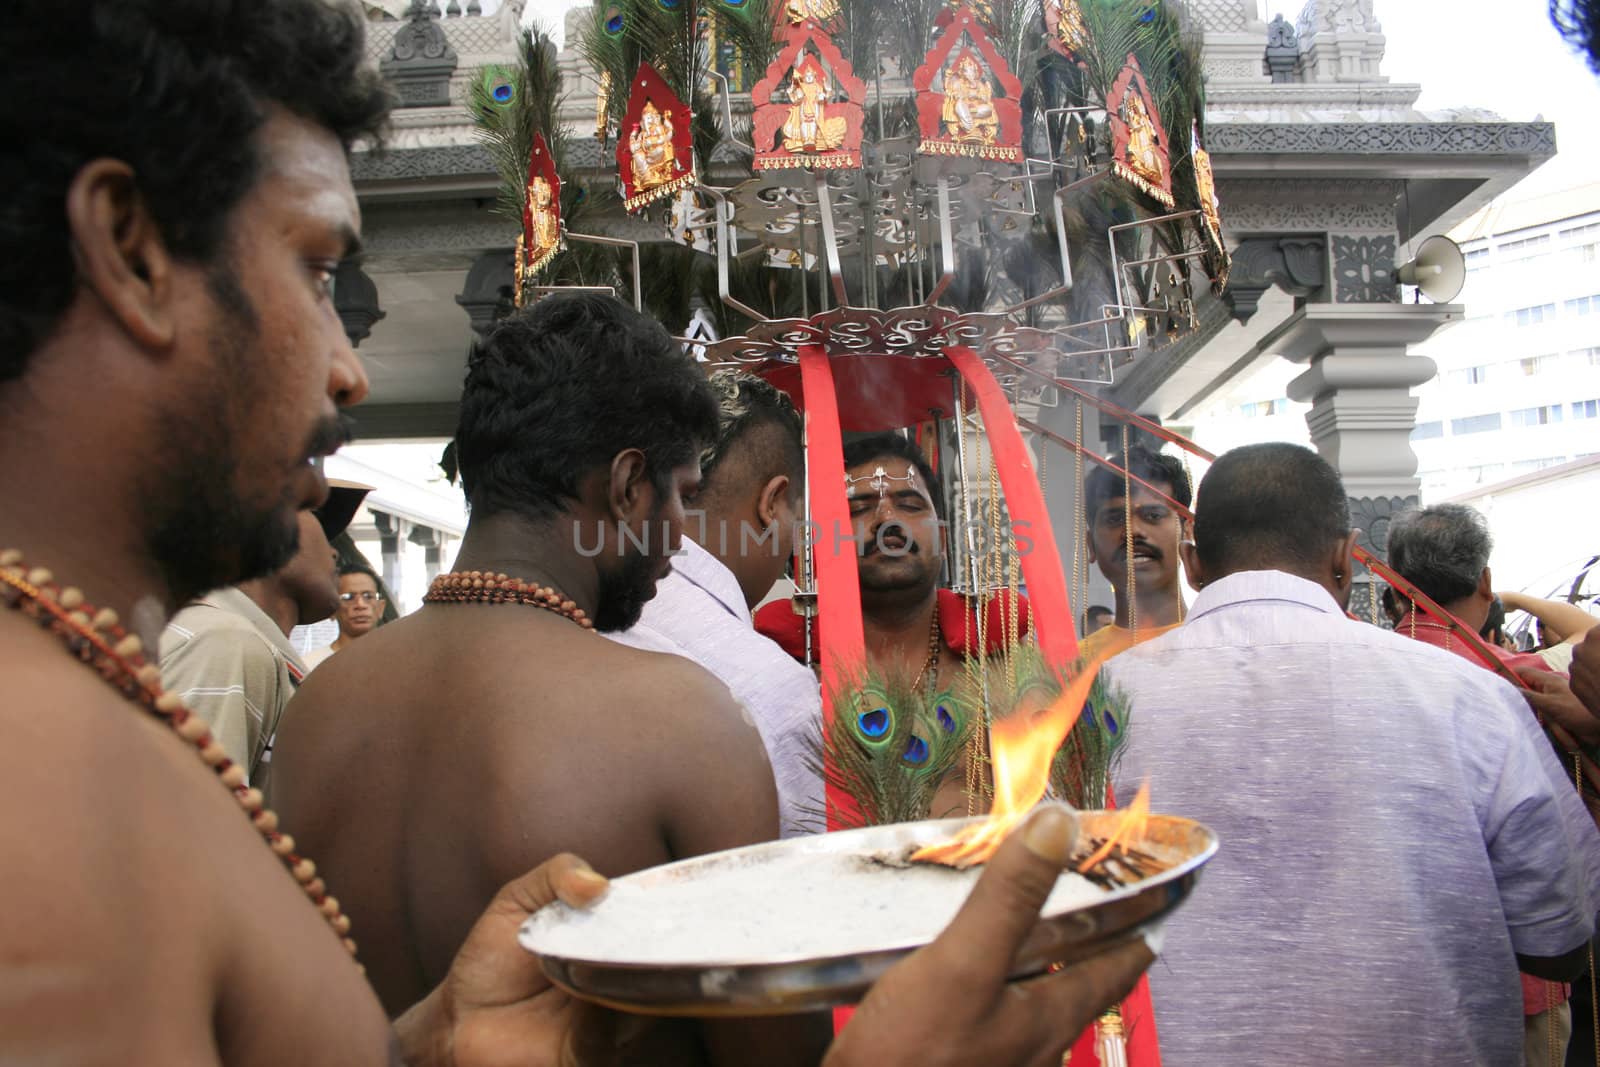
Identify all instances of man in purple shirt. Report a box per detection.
[1109,443,1600,1064]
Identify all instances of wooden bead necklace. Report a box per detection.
[424,570,596,630]
[0,549,358,960]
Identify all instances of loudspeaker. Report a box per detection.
[1398,235,1466,303]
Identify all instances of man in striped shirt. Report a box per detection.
[159,483,366,792]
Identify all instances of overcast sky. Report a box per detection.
[519,0,1600,196]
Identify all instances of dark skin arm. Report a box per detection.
[1517,668,1600,744]
[1573,628,1600,717]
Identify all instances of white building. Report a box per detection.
[1185,183,1600,505]
[1409,183,1600,500]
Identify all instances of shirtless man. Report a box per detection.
[274,293,829,1061]
[757,433,1030,817]
[0,3,1150,1063]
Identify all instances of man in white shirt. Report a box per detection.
[610,371,822,835]
[1107,442,1600,1064]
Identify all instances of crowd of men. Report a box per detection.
[5,1,1600,1065]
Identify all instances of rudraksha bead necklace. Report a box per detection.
[0,549,358,960]
[424,570,596,630]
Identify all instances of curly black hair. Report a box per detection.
[1553,0,1600,73]
[0,0,392,381]
[455,293,720,521]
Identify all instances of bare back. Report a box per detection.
[272,603,823,1063]
[0,614,393,1066]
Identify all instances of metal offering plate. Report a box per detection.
[519,810,1216,1016]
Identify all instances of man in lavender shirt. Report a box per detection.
[1108,443,1600,1064]
[610,371,823,836]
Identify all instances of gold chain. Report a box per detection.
[1123,425,1136,637]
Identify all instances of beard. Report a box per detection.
[141,264,305,606]
[592,511,671,633]
[592,542,662,633]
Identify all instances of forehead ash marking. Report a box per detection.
[844,463,925,499]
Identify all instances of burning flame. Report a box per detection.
[909,640,1129,869]
[1076,780,1150,874]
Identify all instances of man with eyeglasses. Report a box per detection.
[305,561,386,669]
[160,481,369,792]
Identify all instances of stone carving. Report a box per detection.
[1186,0,1249,32]
[1296,0,1381,38]
[382,0,459,108]
[333,262,386,347]
[1348,493,1415,629]
[1264,14,1299,82]
[1349,495,1411,561]
[1331,234,1397,303]
[1206,122,1556,156]
[1223,235,1326,324]
[1219,178,1399,234]
[454,248,516,337]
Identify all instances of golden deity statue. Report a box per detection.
[629,100,676,191]
[1192,131,1222,244]
[781,55,847,153]
[940,50,998,144]
[785,0,838,24]
[526,174,559,262]
[1120,91,1163,187]
[1054,0,1089,53]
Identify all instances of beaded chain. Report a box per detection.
[423,570,596,630]
[910,598,942,693]
[0,550,357,958]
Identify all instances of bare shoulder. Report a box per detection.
[0,618,393,1064]
[596,640,781,850]
[0,621,229,1059]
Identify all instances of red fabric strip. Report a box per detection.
[943,346,1078,664]
[796,344,865,834]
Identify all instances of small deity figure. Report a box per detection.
[784,0,838,24]
[781,55,847,153]
[1119,91,1164,186]
[629,100,676,190]
[526,174,559,261]
[1191,128,1221,243]
[1053,0,1089,53]
[940,49,998,144]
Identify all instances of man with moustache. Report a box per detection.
[1077,445,1190,660]
[305,558,385,667]
[756,433,1029,817]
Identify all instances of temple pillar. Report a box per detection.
[1261,303,1461,619]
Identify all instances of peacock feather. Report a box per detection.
[811,665,976,829]
[965,644,1129,812]
[580,0,780,153]
[470,27,618,296]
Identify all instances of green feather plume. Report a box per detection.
[811,665,975,829]
[581,0,779,153]
[964,645,1128,811]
